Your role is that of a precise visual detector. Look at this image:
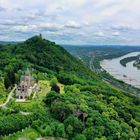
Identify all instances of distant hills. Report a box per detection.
[0,41,18,44]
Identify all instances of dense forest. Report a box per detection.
[0,36,140,139]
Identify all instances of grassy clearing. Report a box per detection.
[14,80,50,112]
[7,80,64,112]
[58,83,65,94]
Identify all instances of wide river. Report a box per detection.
[100,52,140,88]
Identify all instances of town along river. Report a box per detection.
[100,52,140,88]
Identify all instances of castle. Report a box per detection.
[16,68,38,99]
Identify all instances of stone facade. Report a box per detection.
[16,68,38,99]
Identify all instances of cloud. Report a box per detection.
[39,23,63,32]
[12,25,37,32]
[11,23,63,33]
[112,31,120,36]
[65,20,81,29]
[110,24,138,32]
[15,8,24,11]
[0,20,25,26]
[0,6,5,12]
[95,31,105,37]
[0,0,140,45]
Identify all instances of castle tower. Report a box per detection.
[39,33,42,39]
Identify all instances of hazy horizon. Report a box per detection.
[1,39,140,47]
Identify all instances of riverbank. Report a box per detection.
[120,55,139,67]
[100,52,140,88]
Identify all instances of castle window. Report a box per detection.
[20,96,23,99]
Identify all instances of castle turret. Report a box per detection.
[39,33,42,39]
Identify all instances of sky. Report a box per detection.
[0,0,140,45]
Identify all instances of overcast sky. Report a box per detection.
[0,0,140,45]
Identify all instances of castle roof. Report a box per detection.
[25,68,30,75]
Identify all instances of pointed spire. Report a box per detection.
[25,68,30,75]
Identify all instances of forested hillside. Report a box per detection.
[0,35,99,90]
[0,36,140,140]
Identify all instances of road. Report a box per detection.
[0,86,16,108]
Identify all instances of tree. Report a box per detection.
[51,102,74,121]
[55,123,66,138]
[4,75,11,89]
[0,114,34,135]
[44,125,53,136]
[50,77,58,86]
[44,91,60,106]
[51,84,60,93]
[73,134,86,140]
[64,116,84,136]
[94,136,107,140]
[105,120,122,139]
[7,69,15,85]
[82,127,95,140]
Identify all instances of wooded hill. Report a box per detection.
[0,35,99,89]
[0,35,140,139]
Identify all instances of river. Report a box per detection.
[100,52,140,88]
